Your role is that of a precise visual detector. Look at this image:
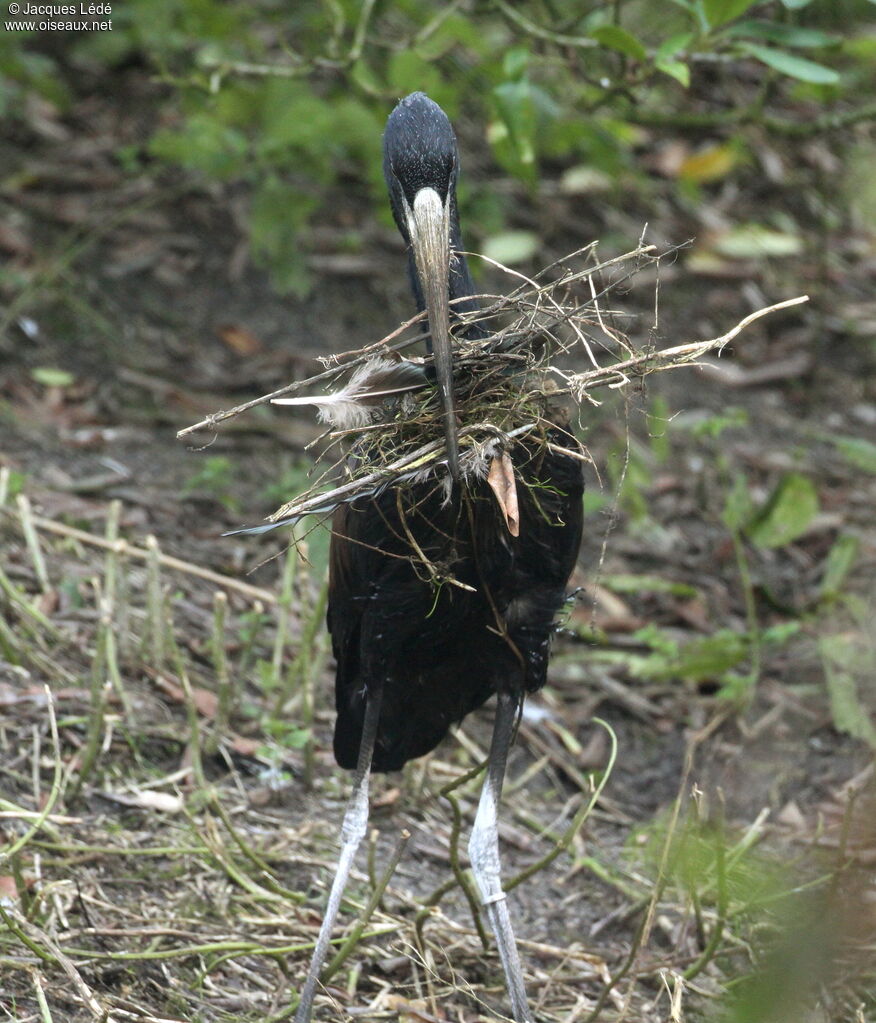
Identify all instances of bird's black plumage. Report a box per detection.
[327,92,584,774]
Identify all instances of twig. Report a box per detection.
[556,295,810,399]
[506,718,617,893]
[6,510,277,604]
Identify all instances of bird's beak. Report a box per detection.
[406,187,460,482]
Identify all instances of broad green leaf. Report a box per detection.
[703,0,758,28]
[250,178,317,298]
[650,631,749,683]
[656,32,693,60]
[761,622,801,645]
[482,230,540,266]
[833,435,876,475]
[504,47,530,79]
[727,20,837,48]
[722,471,754,531]
[820,636,876,747]
[349,58,381,95]
[632,623,679,657]
[387,50,444,97]
[591,25,647,62]
[31,367,74,387]
[746,472,819,548]
[657,60,691,87]
[413,13,485,61]
[719,671,757,703]
[626,625,753,685]
[820,534,859,599]
[150,115,248,179]
[713,223,803,258]
[740,43,840,84]
[492,80,538,181]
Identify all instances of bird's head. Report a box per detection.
[383,92,461,482]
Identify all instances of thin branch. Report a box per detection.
[555,295,809,399]
[627,101,876,137]
[6,511,277,604]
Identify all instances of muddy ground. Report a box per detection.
[1,66,875,1023]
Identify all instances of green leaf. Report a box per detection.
[150,115,249,180]
[492,80,538,182]
[590,25,647,62]
[832,435,876,475]
[656,32,694,60]
[644,631,749,683]
[727,20,837,48]
[482,230,540,265]
[722,472,754,531]
[740,43,840,84]
[674,632,750,680]
[1,470,25,500]
[413,13,485,61]
[820,636,876,747]
[387,50,444,98]
[703,0,758,28]
[31,367,74,387]
[250,177,317,298]
[746,472,819,548]
[503,46,530,79]
[761,621,801,645]
[820,534,859,599]
[713,223,803,258]
[657,60,691,87]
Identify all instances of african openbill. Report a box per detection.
[294,92,584,1023]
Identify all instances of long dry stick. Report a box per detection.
[8,512,277,604]
[555,295,809,398]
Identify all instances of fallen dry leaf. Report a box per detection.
[154,676,218,719]
[372,786,401,809]
[103,790,184,814]
[487,451,520,537]
[382,994,447,1023]
[0,875,19,899]
[218,323,264,356]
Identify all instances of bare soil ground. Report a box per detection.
[1,69,875,1023]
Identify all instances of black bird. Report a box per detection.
[295,93,584,1023]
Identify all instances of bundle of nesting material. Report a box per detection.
[177,241,806,534]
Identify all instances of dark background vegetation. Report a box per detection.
[1,1,875,1022]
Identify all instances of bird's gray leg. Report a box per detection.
[468,689,532,1023]
[294,685,383,1023]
